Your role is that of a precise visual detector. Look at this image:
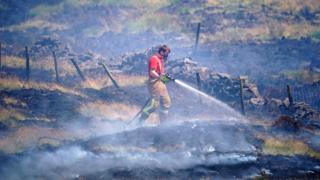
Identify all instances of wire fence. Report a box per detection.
[292,83,320,111]
[1,41,320,112]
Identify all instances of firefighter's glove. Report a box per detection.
[160,75,170,84]
[160,74,174,84]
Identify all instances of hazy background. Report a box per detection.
[0,1,320,179]
[1,0,319,90]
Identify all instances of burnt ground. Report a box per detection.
[0,26,319,180]
[193,38,320,86]
[0,37,320,178]
[0,0,320,178]
[0,122,320,179]
[0,39,319,179]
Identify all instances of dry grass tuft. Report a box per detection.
[0,126,71,154]
[0,19,69,32]
[0,77,86,97]
[265,0,320,12]
[0,106,53,125]
[1,56,25,68]
[127,12,181,33]
[205,0,320,13]
[58,60,78,77]
[3,97,27,107]
[263,137,320,159]
[0,108,26,122]
[78,100,140,122]
[205,22,320,42]
[2,55,78,78]
[81,77,109,90]
[0,77,25,90]
[79,73,147,90]
[91,145,157,154]
[115,74,147,87]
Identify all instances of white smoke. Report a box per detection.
[0,121,257,179]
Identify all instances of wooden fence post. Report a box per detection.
[0,42,2,68]
[98,62,120,89]
[210,87,214,96]
[70,58,86,81]
[287,85,293,106]
[195,72,202,103]
[196,72,201,90]
[194,22,201,52]
[25,46,30,81]
[52,51,60,83]
[239,77,245,115]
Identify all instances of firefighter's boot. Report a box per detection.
[138,112,149,123]
[159,110,169,125]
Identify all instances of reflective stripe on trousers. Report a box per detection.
[142,79,171,117]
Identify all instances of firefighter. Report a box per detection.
[139,45,172,124]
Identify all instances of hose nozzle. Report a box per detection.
[161,73,175,84]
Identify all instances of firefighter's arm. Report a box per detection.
[150,70,172,84]
[150,69,161,79]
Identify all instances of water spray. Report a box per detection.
[174,79,244,119]
[163,74,244,119]
[129,75,244,125]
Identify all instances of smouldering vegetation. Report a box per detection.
[0,126,71,154]
[78,100,140,122]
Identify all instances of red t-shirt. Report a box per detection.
[148,54,164,78]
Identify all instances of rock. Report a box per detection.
[38,137,62,151]
[20,36,107,67]
[205,72,263,108]
[167,57,199,78]
[114,49,319,122]
[283,98,290,107]
[271,98,283,107]
[0,122,8,131]
[244,83,261,98]
[249,98,265,106]
[167,57,265,111]
[275,100,320,130]
[265,98,283,115]
[273,115,300,132]
[114,46,168,73]
[217,73,232,79]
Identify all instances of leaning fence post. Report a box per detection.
[25,46,30,81]
[0,42,2,68]
[287,85,293,106]
[52,51,60,83]
[70,58,86,81]
[195,72,202,103]
[194,22,201,52]
[98,62,120,89]
[309,65,314,82]
[239,77,245,115]
[196,72,201,90]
